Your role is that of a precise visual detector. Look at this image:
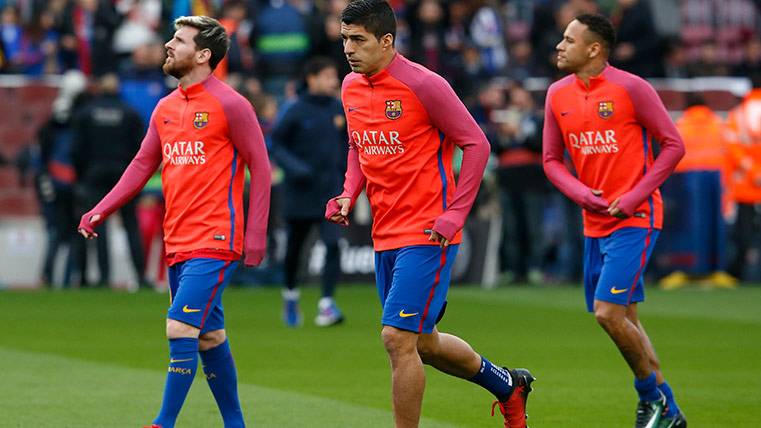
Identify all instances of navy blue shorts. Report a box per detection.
[584,227,659,312]
[167,258,238,334]
[375,244,459,334]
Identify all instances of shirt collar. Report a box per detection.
[177,75,215,99]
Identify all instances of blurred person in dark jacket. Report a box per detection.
[492,83,548,284]
[71,73,148,288]
[59,0,121,76]
[36,70,88,287]
[271,56,347,327]
[610,0,663,77]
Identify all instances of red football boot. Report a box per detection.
[491,368,535,428]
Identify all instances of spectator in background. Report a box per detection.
[662,42,689,78]
[407,0,448,73]
[309,0,351,78]
[506,39,547,81]
[734,38,761,83]
[467,0,508,76]
[0,5,22,67]
[610,0,663,77]
[725,78,761,281]
[493,83,547,284]
[271,57,346,327]
[59,0,121,76]
[687,41,730,77]
[119,41,168,130]
[658,94,737,289]
[15,9,60,75]
[532,2,577,79]
[71,73,148,288]
[250,0,311,96]
[36,70,88,287]
[112,0,161,69]
[170,0,219,22]
[216,0,254,78]
[469,79,505,144]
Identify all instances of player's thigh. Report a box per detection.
[583,236,604,312]
[168,258,238,331]
[596,228,659,307]
[382,245,459,334]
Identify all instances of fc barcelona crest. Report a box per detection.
[597,101,614,119]
[193,112,209,129]
[385,100,402,120]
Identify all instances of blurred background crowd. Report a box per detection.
[0,0,760,291]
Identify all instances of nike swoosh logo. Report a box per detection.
[170,358,193,363]
[163,118,171,124]
[561,111,570,116]
[399,310,419,318]
[610,287,628,295]
[182,305,201,313]
[348,107,361,112]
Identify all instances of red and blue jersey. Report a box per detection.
[339,54,489,251]
[83,75,271,265]
[543,65,684,237]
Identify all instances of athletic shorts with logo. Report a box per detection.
[167,258,238,333]
[584,227,659,312]
[375,244,459,334]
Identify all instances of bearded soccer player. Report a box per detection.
[543,14,686,428]
[77,16,270,428]
[325,1,534,427]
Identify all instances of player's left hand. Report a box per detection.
[427,229,450,248]
[607,198,628,219]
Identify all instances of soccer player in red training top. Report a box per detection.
[325,1,534,427]
[77,16,270,428]
[543,14,687,428]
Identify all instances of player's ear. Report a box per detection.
[381,33,394,51]
[588,41,601,59]
[197,48,211,65]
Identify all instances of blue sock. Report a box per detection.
[200,339,245,428]
[153,338,199,428]
[658,381,680,417]
[468,356,514,402]
[634,372,661,402]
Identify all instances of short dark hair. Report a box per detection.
[575,14,616,54]
[174,15,230,70]
[303,56,337,79]
[341,0,396,43]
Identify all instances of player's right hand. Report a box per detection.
[77,213,101,239]
[326,197,351,226]
[582,189,609,214]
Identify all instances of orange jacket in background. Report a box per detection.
[725,89,761,204]
[675,105,726,173]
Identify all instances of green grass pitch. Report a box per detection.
[1,285,759,427]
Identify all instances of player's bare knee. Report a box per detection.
[594,305,622,330]
[381,326,417,358]
[166,318,200,339]
[198,329,226,351]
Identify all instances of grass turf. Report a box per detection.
[1,285,759,427]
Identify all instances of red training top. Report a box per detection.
[543,65,684,237]
[79,75,271,266]
[332,53,490,251]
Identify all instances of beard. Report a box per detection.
[163,57,193,79]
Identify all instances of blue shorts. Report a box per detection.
[584,227,659,312]
[167,258,238,334]
[375,245,459,334]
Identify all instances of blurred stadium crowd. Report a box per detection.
[0,0,760,289]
